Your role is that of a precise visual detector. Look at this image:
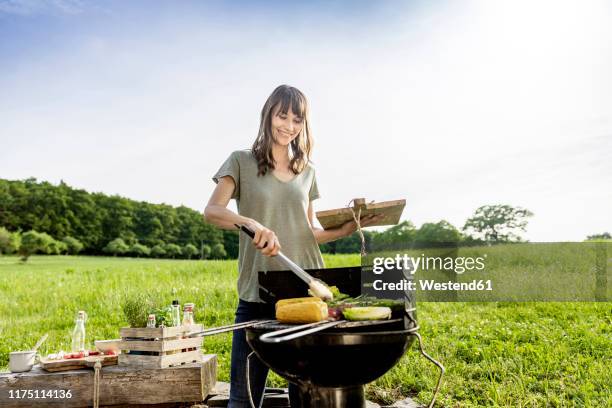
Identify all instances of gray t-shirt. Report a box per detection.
[213,150,325,302]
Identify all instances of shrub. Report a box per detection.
[151,244,167,258]
[130,243,150,258]
[211,243,227,259]
[19,230,47,261]
[47,238,67,255]
[164,243,181,259]
[201,244,212,259]
[0,227,20,254]
[182,244,198,259]
[62,236,84,255]
[103,238,129,256]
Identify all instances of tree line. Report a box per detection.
[6,177,603,261]
[0,178,234,260]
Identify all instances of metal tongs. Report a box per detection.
[235,224,334,301]
[187,320,275,338]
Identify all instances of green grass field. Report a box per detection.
[0,255,610,407]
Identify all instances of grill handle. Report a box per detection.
[259,320,344,343]
[187,319,275,337]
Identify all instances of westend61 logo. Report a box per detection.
[372,253,486,275]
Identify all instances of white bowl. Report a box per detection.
[10,351,37,373]
[94,339,121,354]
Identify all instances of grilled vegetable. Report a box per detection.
[329,286,350,302]
[328,294,404,311]
[328,306,343,320]
[342,306,392,321]
[275,297,322,310]
[276,299,328,323]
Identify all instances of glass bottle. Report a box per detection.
[71,311,86,353]
[182,303,197,351]
[147,314,156,328]
[171,300,181,327]
[182,304,194,326]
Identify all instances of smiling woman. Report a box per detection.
[202,84,380,407]
[251,85,311,179]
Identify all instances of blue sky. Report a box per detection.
[1,0,611,241]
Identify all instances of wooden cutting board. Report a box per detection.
[39,353,118,372]
[316,198,406,230]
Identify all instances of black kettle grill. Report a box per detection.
[245,266,444,408]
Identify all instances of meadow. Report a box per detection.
[0,255,610,407]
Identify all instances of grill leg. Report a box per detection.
[296,384,365,408]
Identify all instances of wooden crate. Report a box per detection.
[118,324,204,369]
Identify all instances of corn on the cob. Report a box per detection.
[276,300,328,323]
[275,297,323,311]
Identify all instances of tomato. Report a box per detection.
[328,307,342,320]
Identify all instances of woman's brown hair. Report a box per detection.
[251,85,313,176]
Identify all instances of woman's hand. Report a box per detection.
[245,220,281,257]
[340,214,384,236]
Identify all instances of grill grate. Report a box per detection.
[248,318,408,332]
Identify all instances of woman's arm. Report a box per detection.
[307,202,381,244]
[204,176,250,229]
[204,176,280,256]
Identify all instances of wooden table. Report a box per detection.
[0,353,217,407]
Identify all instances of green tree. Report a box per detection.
[133,205,164,247]
[211,243,227,259]
[586,232,611,241]
[0,178,232,256]
[201,244,212,259]
[222,229,239,258]
[19,230,47,261]
[182,244,198,259]
[103,238,129,256]
[130,243,150,258]
[0,227,10,254]
[373,221,417,249]
[151,244,167,258]
[0,227,20,254]
[11,232,21,254]
[463,205,533,243]
[164,243,181,259]
[333,231,375,254]
[62,236,84,255]
[37,232,55,254]
[47,237,67,255]
[415,220,462,245]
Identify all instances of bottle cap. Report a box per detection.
[172,300,179,305]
